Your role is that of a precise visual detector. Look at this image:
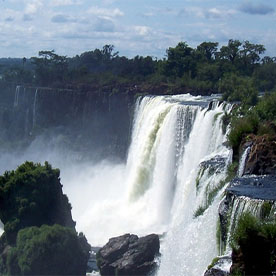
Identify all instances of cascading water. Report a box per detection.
[14,85,20,107]
[32,88,38,130]
[156,98,232,276]
[238,146,251,177]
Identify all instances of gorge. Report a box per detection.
[0,84,275,275]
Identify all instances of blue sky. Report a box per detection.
[0,0,275,58]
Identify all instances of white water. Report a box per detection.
[0,93,233,275]
[32,88,38,130]
[238,146,251,177]
[14,85,20,107]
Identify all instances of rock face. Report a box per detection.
[0,83,133,160]
[97,233,160,276]
[243,134,276,175]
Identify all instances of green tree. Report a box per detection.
[163,42,196,78]
[196,41,218,62]
[219,73,258,106]
[218,39,242,65]
[31,50,68,86]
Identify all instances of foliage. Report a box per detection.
[193,205,206,218]
[228,111,259,152]
[255,91,276,121]
[6,224,90,276]
[260,201,273,220]
[219,73,258,106]
[31,50,68,86]
[231,213,276,275]
[0,39,274,97]
[0,161,74,244]
[226,90,276,158]
[207,257,220,270]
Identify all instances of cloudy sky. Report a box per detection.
[0,0,275,58]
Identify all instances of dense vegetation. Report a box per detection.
[0,162,90,275]
[230,213,276,275]
[0,40,275,95]
[222,86,276,159]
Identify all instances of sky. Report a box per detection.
[0,0,275,58]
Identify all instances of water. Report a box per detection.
[0,92,233,275]
[238,146,251,177]
[14,85,20,107]
[32,88,38,130]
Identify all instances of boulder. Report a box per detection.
[204,255,231,276]
[97,233,160,276]
[204,268,229,276]
[243,135,276,175]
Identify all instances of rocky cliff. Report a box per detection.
[0,82,134,160]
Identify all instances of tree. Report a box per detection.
[196,42,218,62]
[219,73,258,106]
[240,41,265,74]
[218,39,242,64]
[31,50,68,86]
[163,42,196,78]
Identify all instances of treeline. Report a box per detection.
[0,40,276,94]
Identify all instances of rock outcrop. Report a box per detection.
[242,134,276,175]
[97,233,160,276]
[204,255,231,276]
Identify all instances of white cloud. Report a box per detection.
[24,0,43,14]
[134,26,151,36]
[204,7,236,19]
[87,7,124,18]
[50,0,82,7]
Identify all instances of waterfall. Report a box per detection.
[0,91,235,275]
[32,88,38,130]
[238,146,251,177]
[156,96,231,276]
[14,85,20,107]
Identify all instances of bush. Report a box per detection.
[228,112,259,153]
[0,161,75,244]
[256,91,276,121]
[6,224,90,275]
[219,73,258,106]
[231,213,276,275]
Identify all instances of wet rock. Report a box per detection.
[243,134,276,175]
[204,268,229,276]
[204,255,231,276]
[227,175,276,200]
[200,155,227,175]
[97,233,160,276]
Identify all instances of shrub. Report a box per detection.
[219,73,258,106]
[6,224,90,275]
[228,112,259,154]
[256,91,276,121]
[231,213,276,275]
[0,161,75,244]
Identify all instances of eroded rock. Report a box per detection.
[242,134,276,175]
